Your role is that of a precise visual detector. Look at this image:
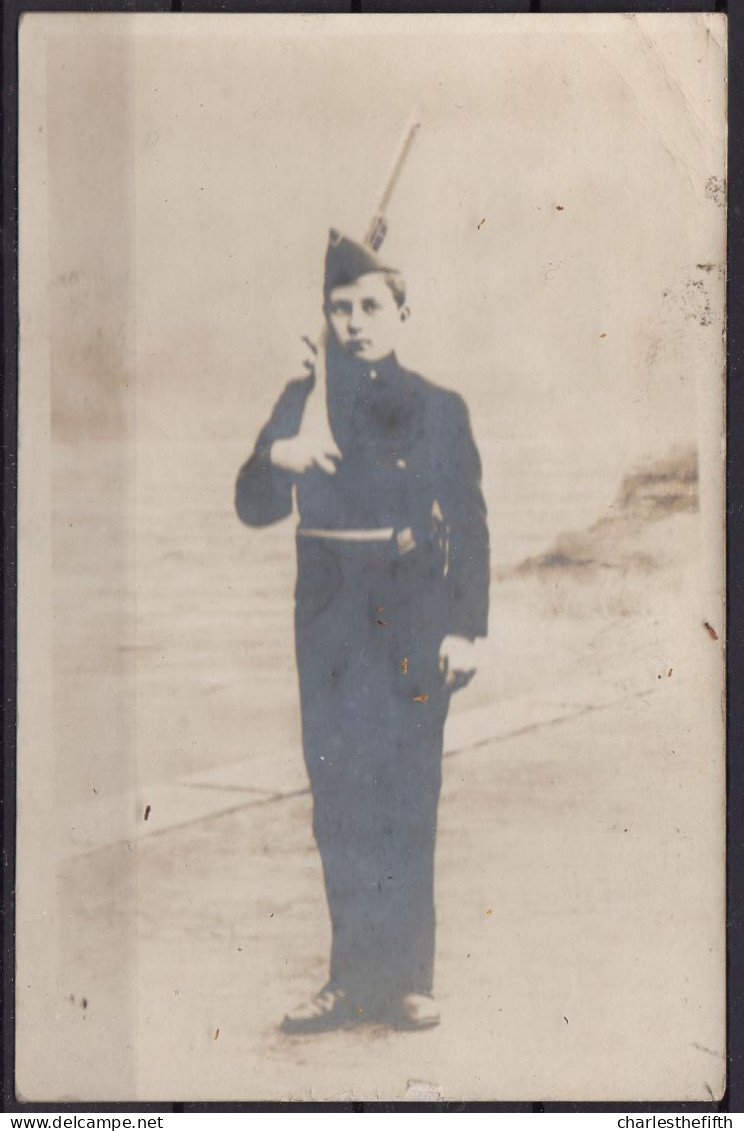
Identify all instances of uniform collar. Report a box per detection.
[358,351,399,383]
[328,344,401,385]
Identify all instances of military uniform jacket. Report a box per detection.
[236,346,489,641]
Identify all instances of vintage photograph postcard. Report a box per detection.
[16,11,726,1102]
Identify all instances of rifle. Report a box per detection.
[296,108,422,452]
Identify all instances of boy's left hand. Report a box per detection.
[438,635,480,689]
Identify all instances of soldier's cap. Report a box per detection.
[323,229,399,297]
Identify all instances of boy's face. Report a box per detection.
[325,272,405,363]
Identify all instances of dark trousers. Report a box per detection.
[294,534,450,1009]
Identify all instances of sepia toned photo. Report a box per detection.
[16,11,726,1102]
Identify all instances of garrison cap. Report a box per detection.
[323,229,397,296]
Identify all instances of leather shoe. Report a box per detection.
[395,992,441,1030]
[281,984,352,1034]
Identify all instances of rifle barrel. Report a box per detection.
[375,116,421,220]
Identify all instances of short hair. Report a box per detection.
[324,269,408,309]
[380,270,407,308]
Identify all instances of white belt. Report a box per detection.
[298,527,395,542]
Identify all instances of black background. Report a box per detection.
[1,0,738,1115]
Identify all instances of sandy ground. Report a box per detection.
[21,446,724,1103]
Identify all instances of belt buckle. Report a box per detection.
[395,526,417,556]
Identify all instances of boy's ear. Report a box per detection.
[399,305,410,322]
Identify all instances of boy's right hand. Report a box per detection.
[269,435,341,476]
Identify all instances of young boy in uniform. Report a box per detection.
[236,230,489,1031]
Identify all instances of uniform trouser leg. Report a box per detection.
[312,726,443,1003]
[294,536,449,1008]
